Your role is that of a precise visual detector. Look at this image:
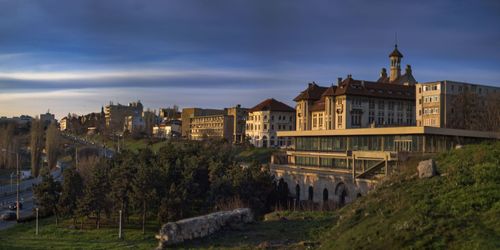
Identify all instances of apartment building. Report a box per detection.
[105,101,143,132]
[182,105,247,143]
[246,98,295,148]
[416,81,500,130]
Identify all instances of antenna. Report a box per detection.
[395,32,398,47]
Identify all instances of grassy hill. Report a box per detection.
[319,141,500,249]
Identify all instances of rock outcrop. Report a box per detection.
[156,208,253,249]
[417,159,437,179]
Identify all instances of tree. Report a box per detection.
[132,148,159,234]
[77,160,110,229]
[46,122,60,170]
[58,167,84,225]
[109,150,136,223]
[33,169,62,223]
[30,119,44,177]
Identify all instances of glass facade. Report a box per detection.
[294,135,488,153]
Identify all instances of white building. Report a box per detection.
[246,98,295,148]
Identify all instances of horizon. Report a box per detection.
[1,0,500,119]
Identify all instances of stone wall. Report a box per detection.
[156,208,253,249]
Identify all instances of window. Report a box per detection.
[389,101,395,110]
[368,111,375,124]
[377,111,384,125]
[351,113,361,126]
[263,124,267,130]
[369,99,375,109]
[337,115,342,128]
[378,100,385,109]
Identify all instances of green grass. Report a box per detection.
[0,217,158,250]
[318,141,500,249]
[181,211,335,249]
[236,147,277,164]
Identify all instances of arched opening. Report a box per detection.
[357,193,362,198]
[335,183,348,207]
[308,186,314,201]
[323,188,329,201]
[295,184,300,201]
[262,136,268,148]
[277,178,289,208]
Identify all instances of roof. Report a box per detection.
[334,77,415,100]
[249,98,295,113]
[389,45,403,58]
[293,82,329,101]
[322,85,337,96]
[310,96,326,112]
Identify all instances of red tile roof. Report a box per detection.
[249,98,295,112]
[293,82,329,101]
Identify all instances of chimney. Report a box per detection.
[337,77,343,85]
[380,68,387,78]
[406,65,412,75]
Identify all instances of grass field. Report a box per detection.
[0,217,159,250]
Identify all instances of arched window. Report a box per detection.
[308,186,314,201]
[335,183,348,207]
[323,188,329,201]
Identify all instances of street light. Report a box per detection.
[1,148,20,221]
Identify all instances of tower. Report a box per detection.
[389,44,403,82]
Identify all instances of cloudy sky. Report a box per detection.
[1,0,499,119]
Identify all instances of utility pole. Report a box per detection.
[16,152,20,221]
[75,146,78,169]
[118,210,123,239]
[36,207,39,235]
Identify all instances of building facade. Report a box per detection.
[182,105,247,143]
[271,45,500,207]
[416,80,500,130]
[105,101,143,132]
[246,98,295,148]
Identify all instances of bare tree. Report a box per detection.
[450,90,499,131]
[31,119,44,177]
[45,122,61,170]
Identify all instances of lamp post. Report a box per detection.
[1,148,20,221]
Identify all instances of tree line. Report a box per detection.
[34,139,285,232]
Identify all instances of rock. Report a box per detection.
[417,159,437,179]
[156,208,253,249]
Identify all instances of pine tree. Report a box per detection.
[77,160,110,229]
[58,167,84,225]
[45,122,60,169]
[33,168,62,223]
[30,119,44,177]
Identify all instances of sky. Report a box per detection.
[1,0,499,119]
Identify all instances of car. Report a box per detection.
[8,202,23,210]
[0,211,16,221]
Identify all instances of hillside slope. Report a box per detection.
[320,142,500,249]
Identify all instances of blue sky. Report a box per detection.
[1,0,499,119]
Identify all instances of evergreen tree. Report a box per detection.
[58,167,84,225]
[77,160,110,229]
[45,122,60,169]
[33,169,62,222]
[131,148,158,233]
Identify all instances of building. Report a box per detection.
[181,108,225,138]
[227,105,249,144]
[153,120,182,138]
[182,105,247,142]
[189,114,234,141]
[105,101,143,132]
[40,112,56,126]
[416,80,500,130]
[159,106,181,121]
[270,45,500,208]
[124,115,145,134]
[246,98,295,148]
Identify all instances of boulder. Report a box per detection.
[156,208,253,249]
[417,159,437,179]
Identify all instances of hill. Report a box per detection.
[319,141,500,249]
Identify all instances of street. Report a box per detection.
[0,168,62,231]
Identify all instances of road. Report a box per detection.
[0,168,62,231]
